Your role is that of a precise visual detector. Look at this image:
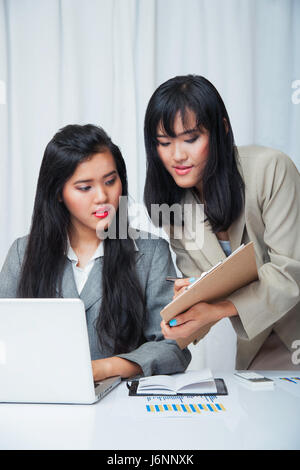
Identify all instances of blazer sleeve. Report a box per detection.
[228,152,300,340]
[0,238,23,297]
[117,237,192,376]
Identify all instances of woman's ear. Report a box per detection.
[223,117,229,134]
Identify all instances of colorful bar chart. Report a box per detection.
[146,402,226,414]
[279,377,300,384]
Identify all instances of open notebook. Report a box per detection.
[127,369,228,396]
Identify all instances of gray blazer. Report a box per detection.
[0,234,191,376]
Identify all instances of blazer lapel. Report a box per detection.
[227,207,245,251]
[60,242,141,311]
[79,257,103,311]
[183,190,226,267]
[228,150,246,251]
[182,148,246,265]
[61,260,80,298]
[60,258,103,310]
[79,249,143,310]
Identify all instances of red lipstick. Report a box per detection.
[174,165,193,175]
[93,208,110,219]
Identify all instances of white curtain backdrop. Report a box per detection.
[0,0,299,372]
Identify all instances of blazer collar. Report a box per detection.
[60,258,103,310]
[228,149,246,251]
[79,258,103,310]
[183,190,225,267]
[60,259,80,299]
[79,247,143,310]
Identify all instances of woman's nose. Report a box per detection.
[173,142,188,163]
[94,185,108,203]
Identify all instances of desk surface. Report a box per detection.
[1,370,299,450]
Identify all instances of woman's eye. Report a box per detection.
[184,136,198,144]
[78,186,91,192]
[158,141,170,147]
[105,178,116,186]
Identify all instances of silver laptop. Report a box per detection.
[0,299,121,404]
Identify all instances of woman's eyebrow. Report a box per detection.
[73,178,94,184]
[73,171,117,184]
[102,170,117,178]
[178,127,199,136]
[156,127,199,138]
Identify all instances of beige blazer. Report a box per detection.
[166,145,300,369]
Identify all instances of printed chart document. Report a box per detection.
[113,377,247,429]
[136,369,217,395]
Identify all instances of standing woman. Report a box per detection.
[0,124,191,380]
[144,75,300,370]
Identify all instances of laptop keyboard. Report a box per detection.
[94,381,103,388]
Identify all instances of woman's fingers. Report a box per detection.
[161,320,177,339]
[168,311,190,326]
[174,278,190,291]
[160,303,212,340]
[173,286,187,299]
[160,311,194,339]
[161,317,197,340]
[173,277,196,298]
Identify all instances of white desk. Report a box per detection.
[0,371,299,450]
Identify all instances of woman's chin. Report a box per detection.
[174,177,197,189]
[95,218,115,240]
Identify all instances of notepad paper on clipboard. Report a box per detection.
[160,242,258,349]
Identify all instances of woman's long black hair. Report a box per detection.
[144,75,245,233]
[17,124,145,355]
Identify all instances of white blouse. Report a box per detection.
[67,238,139,294]
[67,241,104,295]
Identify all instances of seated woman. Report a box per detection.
[0,123,191,380]
[143,74,300,370]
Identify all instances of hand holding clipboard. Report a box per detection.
[160,242,258,349]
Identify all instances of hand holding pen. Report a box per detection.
[165,276,196,325]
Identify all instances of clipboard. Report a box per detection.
[160,242,258,349]
[126,378,228,396]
